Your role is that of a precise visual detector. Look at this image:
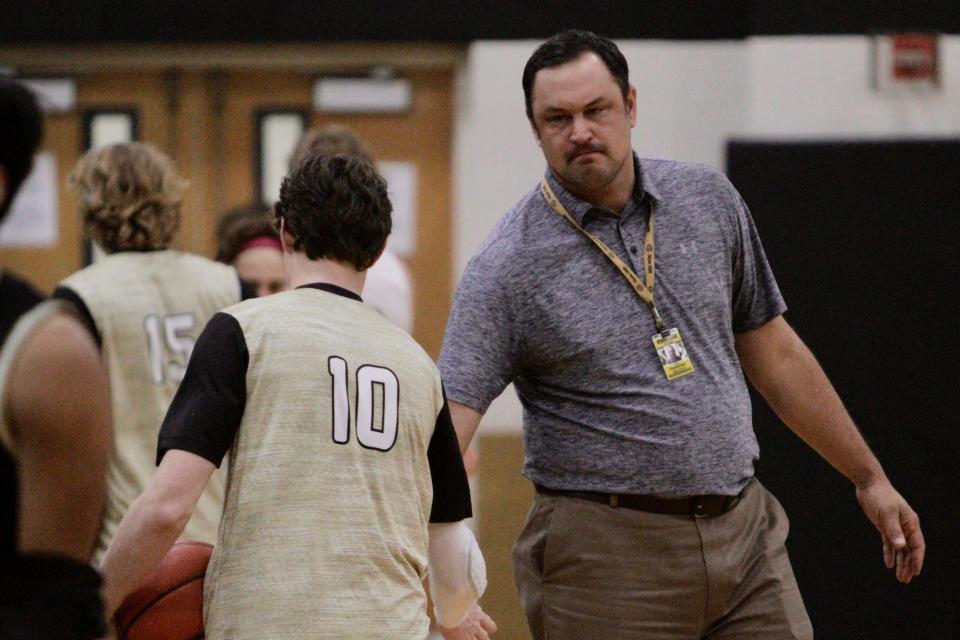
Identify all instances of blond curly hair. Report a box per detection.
[69,142,186,253]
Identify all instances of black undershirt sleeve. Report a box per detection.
[157,312,248,467]
[427,387,473,523]
[51,286,101,349]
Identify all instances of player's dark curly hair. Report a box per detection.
[275,154,391,271]
[522,29,630,124]
[0,77,43,221]
[215,201,277,264]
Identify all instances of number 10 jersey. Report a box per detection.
[157,283,472,639]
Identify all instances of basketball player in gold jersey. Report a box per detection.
[1,77,112,639]
[101,154,496,639]
[53,143,249,563]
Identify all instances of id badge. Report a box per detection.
[652,328,694,380]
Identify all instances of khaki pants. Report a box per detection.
[513,479,813,640]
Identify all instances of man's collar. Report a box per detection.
[543,153,661,225]
[635,154,663,204]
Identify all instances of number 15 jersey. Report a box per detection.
[57,250,243,562]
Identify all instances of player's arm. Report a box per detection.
[429,520,486,620]
[735,314,924,583]
[100,450,215,616]
[430,521,496,639]
[1,309,112,640]
[102,311,248,615]
[7,310,111,560]
[427,396,496,638]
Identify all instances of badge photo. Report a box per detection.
[652,328,694,380]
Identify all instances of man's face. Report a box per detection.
[530,52,636,199]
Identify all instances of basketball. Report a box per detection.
[113,540,213,640]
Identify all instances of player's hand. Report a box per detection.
[855,478,924,583]
[438,604,497,640]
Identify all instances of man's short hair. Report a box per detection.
[215,201,277,264]
[522,29,630,123]
[0,78,44,221]
[288,124,375,172]
[275,154,391,271]
[69,142,186,253]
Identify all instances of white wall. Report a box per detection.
[747,37,960,137]
[452,35,960,432]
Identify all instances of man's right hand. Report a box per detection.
[439,604,497,640]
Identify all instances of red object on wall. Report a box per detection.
[891,34,938,81]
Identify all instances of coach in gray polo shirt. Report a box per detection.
[439,29,925,640]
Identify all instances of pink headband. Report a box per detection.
[240,236,282,254]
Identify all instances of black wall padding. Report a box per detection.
[727,139,959,639]
[1,1,956,44]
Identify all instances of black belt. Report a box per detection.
[535,484,742,518]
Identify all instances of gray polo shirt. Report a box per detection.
[439,155,786,496]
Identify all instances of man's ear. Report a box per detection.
[530,119,542,148]
[626,85,638,128]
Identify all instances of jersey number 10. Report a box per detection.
[328,356,399,452]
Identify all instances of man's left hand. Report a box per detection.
[855,479,925,583]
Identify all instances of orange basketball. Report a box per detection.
[113,540,213,640]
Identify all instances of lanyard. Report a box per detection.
[540,179,666,332]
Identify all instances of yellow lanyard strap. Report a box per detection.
[540,179,665,331]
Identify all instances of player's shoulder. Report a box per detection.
[388,330,444,400]
[393,326,438,370]
[343,307,441,383]
[220,287,341,326]
[59,254,113,287]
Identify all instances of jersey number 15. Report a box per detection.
[144,313,197,385]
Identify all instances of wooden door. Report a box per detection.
[0,71,173,292]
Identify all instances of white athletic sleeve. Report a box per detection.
[428,521,487,628]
